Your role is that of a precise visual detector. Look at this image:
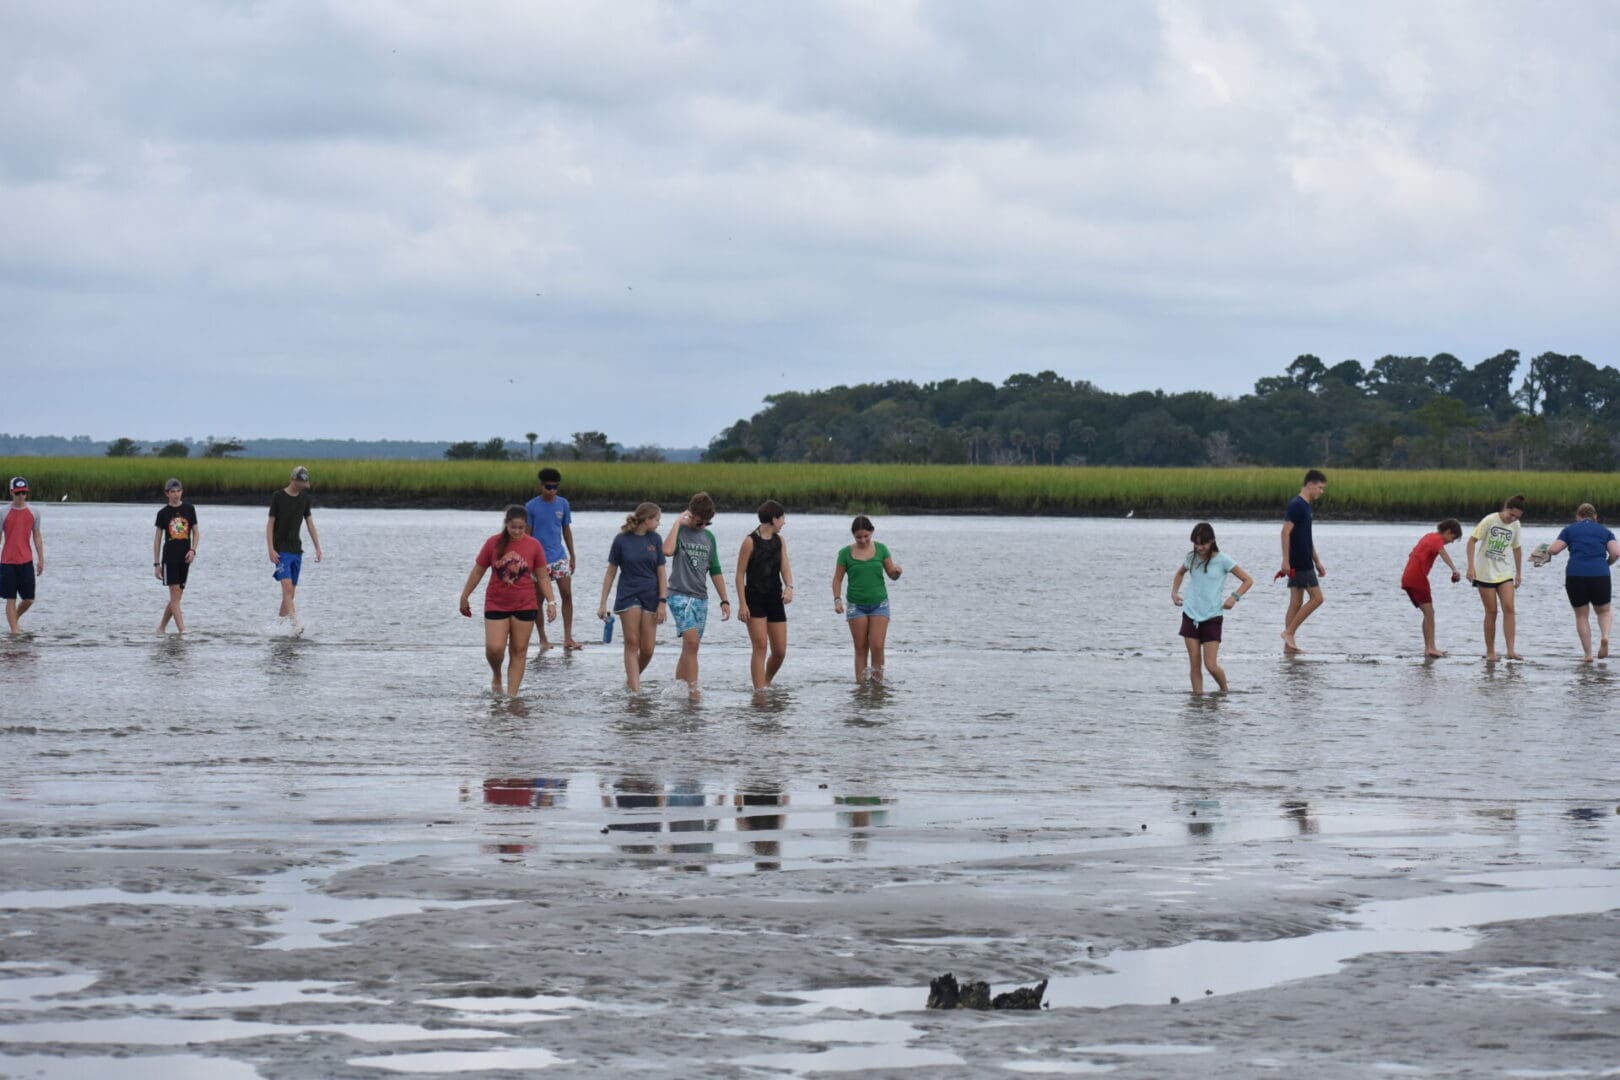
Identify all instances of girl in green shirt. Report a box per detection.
[832,515,903,683]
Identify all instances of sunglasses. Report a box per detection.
[542,483,560,490]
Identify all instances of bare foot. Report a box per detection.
[1485,652,1498,663]
[1280,631,1301,654]
[565,639,585,651]
[1601,639,1610,659]
[1505,651,1524,660]
[490,677,503,695]
[1425,649,1447,658]
[1583,654,1595,663]
[537,638,554,652]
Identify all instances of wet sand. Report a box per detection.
[4,508,1619,1076]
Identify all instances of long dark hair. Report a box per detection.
[496,505,527,560]
[1189,521,1219,571]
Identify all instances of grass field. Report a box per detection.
[7,457,1620,520]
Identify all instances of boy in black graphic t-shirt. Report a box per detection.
[153,477,199,634]
[267,466,323,637]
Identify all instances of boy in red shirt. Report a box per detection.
[1402,519,1463,658]
[2,476,45,635]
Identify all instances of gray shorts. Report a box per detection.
[1289,568,1320,590]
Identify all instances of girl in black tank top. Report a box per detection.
[745,530,783,596]
[737,501,794,689]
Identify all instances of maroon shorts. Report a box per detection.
[1402,583,1432,608]
[1179,614,1223,643]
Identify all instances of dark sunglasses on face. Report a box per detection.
[543,483,560,490]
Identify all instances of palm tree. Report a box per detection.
[1044,431,1061,465]
[525,432,539,460]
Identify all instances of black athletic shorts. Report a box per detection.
[0,562,35,601]
[485,609,538,622]
[1564,575,1612,609]
[162,557,190,589]
[744,588,787,623]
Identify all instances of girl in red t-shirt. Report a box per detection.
[460,506,556,696]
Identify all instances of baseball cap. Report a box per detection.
[290,466,310,482]
[164,478,183,491]
[9,476,27,494]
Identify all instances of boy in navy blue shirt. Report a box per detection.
[1279,469,1327,653]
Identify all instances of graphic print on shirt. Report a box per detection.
[167,516,192,542]
[1481,524,1515,564]
[492,550,534,589]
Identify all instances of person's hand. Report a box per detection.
[1465,565,1475,582]
[35,556,43,576]
[737,602,751,622]
[834,597,844,614]
[1171,592,1183,607]
[679,510,692,527]
[1276,565,1290,581]
[184,550,195,564]
[269,550,280,566]
[1515,574,1522,587]
[655,603,668,625]
[546,601,558,623]
[1315,562,1327,577]
[568,556,576,572]
[153,564,163,581]
[719,601,732,622]
[314,546,324,563]
[597,605,609,622]
[1222,595,1236,610]
[783,584,794,605]
[459,598,472,617]
[1450,571,1461,583]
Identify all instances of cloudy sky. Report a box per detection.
[4,1,1616,446]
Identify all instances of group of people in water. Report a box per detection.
[6,465,1617,699]
[1174,469,1620,694]
[462,470,902,698]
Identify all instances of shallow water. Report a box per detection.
[2,505,1618,1075]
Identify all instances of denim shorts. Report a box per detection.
[669,593,708,637]
[272,552,302,586]
[1288,567,1319,590]
[845,599,891,621]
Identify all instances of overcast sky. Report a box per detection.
[4,1,1617,446]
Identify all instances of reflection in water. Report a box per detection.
[1282,799,1319,836]
[265,639,305,675]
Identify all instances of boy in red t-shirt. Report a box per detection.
[1401,518,1463,657]
[2,476,45,635]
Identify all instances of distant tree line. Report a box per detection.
[443,431,666,463]
[703,350,1620,471]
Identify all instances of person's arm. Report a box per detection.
[832,559,847,615]
[1279,521,1293,575]
[1547,539,1568,556]
[1439,546,1461,581]
[707,532,730,619]
[267,512,279,564]
[562,523,576,572]
[1607,539,1620,566]
[663,517,685,557]
[735,535,753,622]
[1465,536,1478,581]
[305,513,323,562]
[459,564,487,617]
[153,526,164,580]
[1224,565,1255,608]
[1171,564,1187,606]
[883,555,902,581]
[535,565,557,620]
[598,563,618,622]
[1513,539,1523,585]
[1312,542,1325,576]
[779,537,794,606]
[33,519,43,575]
[655,562,669,624]
[187,519,199,563]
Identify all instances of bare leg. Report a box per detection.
[1479,586,1499,661]
[1420,603,1444,657]
[747,617,769,689]
[560,578,582,649]
[278,579,296,619]
[5,598,18,635]
[866,615,890,680]
[1202,640,1228,692]
[848,616,870,682]
[168,585,186,634]
[1573,604,1594,662]
[1283,587,1323,652]
[676,630,701,696]
[1184,635,1203,693]
[1500,582,1521,659]
[506,618,535,694]
[1598,604,1613,659]
[619,609,646,691]
[484,618,508,694]
[635,610,657,673]
[764,621,788,685]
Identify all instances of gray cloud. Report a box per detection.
[2,0,1616,445]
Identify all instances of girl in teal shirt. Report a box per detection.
[832,515,903,682]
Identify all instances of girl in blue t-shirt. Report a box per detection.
[1543,502,1620,662]
[596,502,668,692]
[1170,522,1254,693]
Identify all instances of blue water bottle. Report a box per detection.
[602,614,614,644]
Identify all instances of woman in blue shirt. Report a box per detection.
[1544,503,1620,662]
[1171,522,1255,693]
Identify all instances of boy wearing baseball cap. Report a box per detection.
[2,476,45,634]
[267,466,322,636]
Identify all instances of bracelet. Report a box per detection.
[153,561,160,566]
[720,600,731,606]
[1229,592,1242,603]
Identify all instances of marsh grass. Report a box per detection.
[9,458,1620,520]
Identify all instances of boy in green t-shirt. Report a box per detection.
[662,492,732,698]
